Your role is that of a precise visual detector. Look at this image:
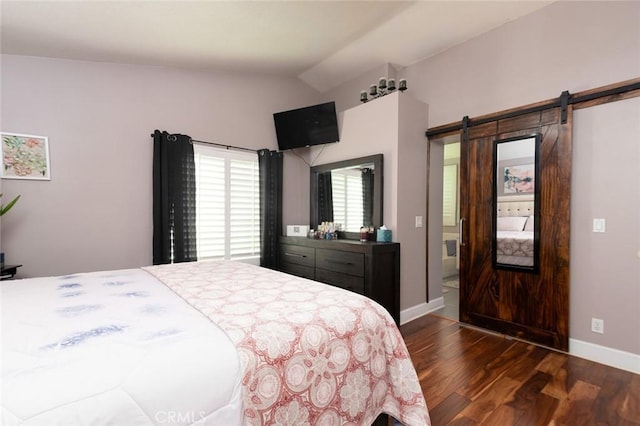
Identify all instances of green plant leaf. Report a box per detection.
[0,194,20,216]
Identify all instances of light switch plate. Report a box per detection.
[593,218,606,233]
[415,216,423,228]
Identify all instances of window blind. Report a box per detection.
[194,145,260,260]
[331,170,364,230]
[442,164,458,226]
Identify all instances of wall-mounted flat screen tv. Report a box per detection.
[273,101,339,150]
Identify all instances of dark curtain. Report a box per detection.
[258,149,283,269]
[362,168,374,227]
[152,130,197,264]
[317,172,334,223]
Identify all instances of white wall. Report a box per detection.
[571,97,640,357]
[0,55,319,277]
[396,94,429,311]
[403,1,640,127]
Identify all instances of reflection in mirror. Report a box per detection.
[311,154,383,237]
[317,166,374,231]
[493,134,540,272]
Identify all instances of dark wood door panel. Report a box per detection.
[460,106,571,351]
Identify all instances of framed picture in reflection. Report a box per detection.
[499,157,534,196]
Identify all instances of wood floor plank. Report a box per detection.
[503,345,549,383]
[457,338,520,400]
[618,374,640,424]
[428,392,470,426]
[549,380,600,425]
[592,366,634,424]
[541,366,569,400]
[479,405,516,425]
[564,355,609,390]
[400,314,640,426]
[455,375,521,423]
[536,352,567,375]
[507,371,558,425]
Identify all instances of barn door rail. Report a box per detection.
[426,78,640,139]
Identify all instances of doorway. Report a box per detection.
[428,136,461,321]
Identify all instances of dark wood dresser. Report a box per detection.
[278,236,400,324]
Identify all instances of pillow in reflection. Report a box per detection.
[497,216,528,232]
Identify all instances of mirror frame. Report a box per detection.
[492,134,541,273]
[310,154,383,240]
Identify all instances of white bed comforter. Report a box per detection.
[1,268,243,425]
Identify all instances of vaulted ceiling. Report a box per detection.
[0,1,553,92]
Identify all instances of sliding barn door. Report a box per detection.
[459,107,571,351]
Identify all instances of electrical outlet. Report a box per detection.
[591,318,604,334]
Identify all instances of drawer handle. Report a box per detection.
[284,252,307,258]
[326,259,354,266]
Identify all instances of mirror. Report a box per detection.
[492,134,540,272]
[310,154,383,238]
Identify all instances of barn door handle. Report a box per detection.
[459,218,465,246]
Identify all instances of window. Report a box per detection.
[442,164,458,226]
[194,145,260,261]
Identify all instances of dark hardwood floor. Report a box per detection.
[400,314,640,426]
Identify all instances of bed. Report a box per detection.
[1,260,430,425]
[495,201,534,267]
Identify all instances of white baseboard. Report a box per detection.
[400,297,444,325]
[569,338,640,374]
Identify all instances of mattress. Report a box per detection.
[1,268,243,425]
[144,260,431,426]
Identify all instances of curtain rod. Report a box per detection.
[425,80,640,138]
[150,132,257,153]
[191,139,257,153]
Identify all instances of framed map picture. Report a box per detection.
[1,132,51,180]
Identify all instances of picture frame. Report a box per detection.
[1,132,51,180]
[498,157,534,196]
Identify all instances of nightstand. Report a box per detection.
[1,264,22,280]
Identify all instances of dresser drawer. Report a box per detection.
[280,244,315,268]
[280,262,315,280]
[316,269,365,295]
[279,236,400,325]
[316,249,364,277]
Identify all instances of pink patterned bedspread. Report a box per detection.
[143,261,430,426]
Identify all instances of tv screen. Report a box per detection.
[273,101,339,150]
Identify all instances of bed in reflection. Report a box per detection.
[1,260,430,426]
[495,202,535,267]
